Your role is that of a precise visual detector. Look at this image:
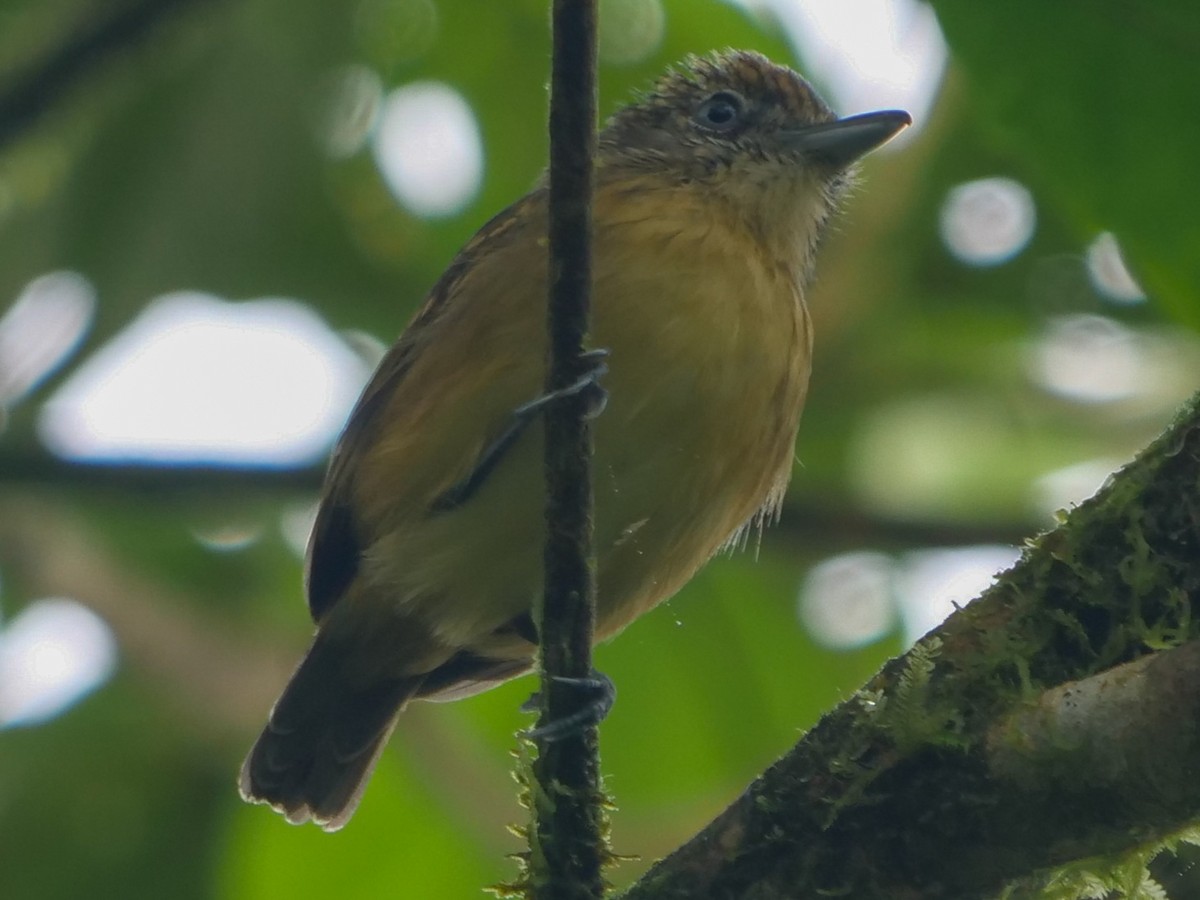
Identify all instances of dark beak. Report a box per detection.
[784,109,912,168]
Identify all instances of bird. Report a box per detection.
[239,49,910,831]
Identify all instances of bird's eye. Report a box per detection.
[694,92,744,131]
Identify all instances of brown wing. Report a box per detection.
[304,195,538,622]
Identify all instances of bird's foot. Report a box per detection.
[430,349,609,514]
[521,670,616,742]
[514,347,610,421]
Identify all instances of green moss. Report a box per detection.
[493,737,620,899]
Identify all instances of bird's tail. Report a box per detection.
[239,632,420,831]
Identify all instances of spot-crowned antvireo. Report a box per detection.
[240,50,910,830]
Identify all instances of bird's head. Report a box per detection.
[598,50,910,262]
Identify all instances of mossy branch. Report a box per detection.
[527,2,607,899]
[621,389,1200,899]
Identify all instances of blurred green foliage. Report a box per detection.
[0,0,1198,898]
[933,3,1200,325]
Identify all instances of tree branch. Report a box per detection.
[0,451,1034,550]
[529,2,605,899]
[0,0,217,151]
[622,389,1200,898]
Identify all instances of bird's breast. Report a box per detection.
[587,185,813,634]
[346,182,814,651]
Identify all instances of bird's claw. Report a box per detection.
[430,349,610,514]
[522,671,616,742]
[515,348,610,421]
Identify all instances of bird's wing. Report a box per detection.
[305,194,540,622]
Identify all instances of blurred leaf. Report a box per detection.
[930,2,1200,324]
[220,749,505,899]
[0,676,229,900]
